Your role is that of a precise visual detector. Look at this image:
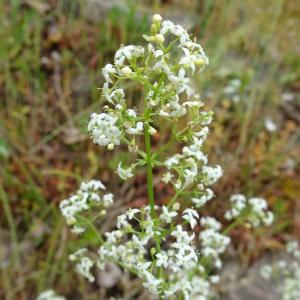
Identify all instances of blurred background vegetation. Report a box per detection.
[0,0,299,299]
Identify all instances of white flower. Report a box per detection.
[202,165,223,185]
[262,211,274,226]
[88,113,121,148]
[179,48,197,73]
[147,44,161,58]
[200,111,213,125]
[143,272,163,295]
[114,45,144,67]
[182,208,199,229]
[126,109,136,117]
[116,213,130,229]
[152,57,172,75]
[60,180,113,233]
[182,137,208,164]
[225,194,246,220]
[192,188,214,207]
[102,83,125,104]
[179,46,208,74]
[200,229,230,256]
[71,225,85,235]
[80,179,106,191]
[160,95,187,118]
[210,275,220,284]
[287,241,300,259]
[160,205,177,223]
[265,117,277,132]
[160,20,190,45]
[76,256,95,282]
[135,261,151,275]
[103,193,114,206]
[171,225,195,244]
[162,172,173,183]
[260,265,273,280]
[102,63,116,83]
[194,127,209,140]
[183,157,198,186]
[125,121,144,135]
[226,195,273,227]
[168,68,191,96]
[69,248,95,282]
[37,290,65,300]
[156,252,168,268]
[165,154,183,168]
[201,217,221,231]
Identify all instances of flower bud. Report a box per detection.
[121,66,133,77]
[148,126,157,135]
[107,143,114,150]
[154,33,164,43]
[172,202,180,211]
[152,14,162,23]
[150,247,156,256]
[128,143,138,153]
[195,58,206,67]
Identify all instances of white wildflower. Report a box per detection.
[125,121,144,135]
[182,208,199,229]
[102,63,116,83]
[287,241,300,259]
[162,172,173,184]
[265,117,277,132]
[202,165,223,185]
[156,252,169,268]
[192,188,214,207]
[88,113,121,148]
[37,290,65,300]
[160,206,177,223]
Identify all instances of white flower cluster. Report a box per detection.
[88,113,121,149]
[225,194,274,227]
[36,290,65,300]
[163,124,223,209]
[287,240,300,259]
[60,180,113,234]
[261,240,300,300]
[59,14,275,300]
[88,12,209,157]
[200,217,230,269]
[96,205,224,299]
[69,248,95,282]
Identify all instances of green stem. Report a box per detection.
[144,121,156,220]
[222,218,241,235]
[144,116,163,279]
[167,188,184,209]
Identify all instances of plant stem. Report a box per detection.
[144,120,156,220]
[0,184,20,267]
[222,218,241,235]
[144,117,163,279]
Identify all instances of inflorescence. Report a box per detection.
[57,14,274,300]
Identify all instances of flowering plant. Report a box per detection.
[57,14,274,299]
[261,240,300,300]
